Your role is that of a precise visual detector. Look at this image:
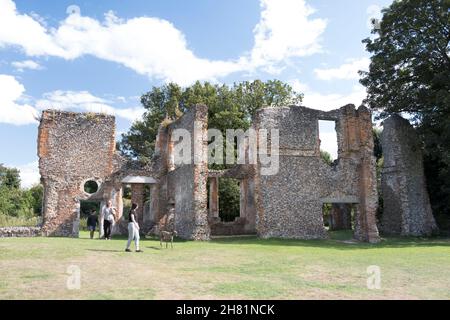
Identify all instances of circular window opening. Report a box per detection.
[84,180,99,194]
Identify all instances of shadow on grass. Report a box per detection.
[209,232,450,250]
[144,235,190,244]
[73,231,450,251]
[86,249,125,253]
[145,246,162,250]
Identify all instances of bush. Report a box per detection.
[0,186,35,218]
[0,181,43,226]
[0,215,40,227]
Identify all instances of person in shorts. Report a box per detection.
[87,209,98,239]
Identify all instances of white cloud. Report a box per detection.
[289,79,311,93]
[12,160,40,189]
[303,86,367,111]
[0,74,38,125]
[36,90,145,122]
[115,107,146,122]
[366,5,382,30]
[52,12,244,85]
[314,58,370,81]
[0,0,242,85]
[0,0,67,56]
[248,0,327,72]
[36,90,111,111]
[0,0,327,84]
[290,79,367,111]
[11,59,43,71]
[116,96,127,103]
[0,75,143,125]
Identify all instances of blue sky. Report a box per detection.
[0,0,392,187]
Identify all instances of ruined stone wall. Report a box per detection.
[253,106,328,239]
[161,105,210,240]
[253,105,379,242]
[38,110,118,237]
[35,104,381,243]
[338,106,379,242]
[381,115,437,236]
[207,168,257,236]
[130,184,145,227]
[147,125,170,232]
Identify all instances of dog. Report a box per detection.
[160,230,178,249]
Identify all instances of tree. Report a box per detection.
[320,150,334,166]
[26,184,44,216]
[0,165,42,219]
[119,80,303,218]
[0,185,33,218]
[372,127,383,161]
[0,164,21,189]
[360,0,449,117]
[119,80,303,163]
[218,178,241,222]
[360,0,450,219]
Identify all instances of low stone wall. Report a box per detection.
[0,227,42,238]
[209,217,256,236]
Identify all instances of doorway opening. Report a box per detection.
[79,200,101,238]
[323,203,355,240]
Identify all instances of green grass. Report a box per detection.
[0,231,449,300]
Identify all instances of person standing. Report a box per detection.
[125,203,142,252]
[87,209,98,239]
[102,200,116,240]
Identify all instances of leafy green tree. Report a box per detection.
[119,80,302,219]
[360,0,449,117]
[119,80,303,163]
[360,0,450,219]
[120,84,182,163]
[0,186,33,218]
[0,165,42,220]
[372,127,383,161]
[218,178,241,222]
[320,150,334,166]
[26,184,44,216]
[0,164,21,189]
[0,186,13,216]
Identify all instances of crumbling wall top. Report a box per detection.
[38,110,116,179]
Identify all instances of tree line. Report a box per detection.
[0,164,43,226]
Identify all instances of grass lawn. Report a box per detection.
[0,231,449,300]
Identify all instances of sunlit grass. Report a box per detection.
[0,231,449,300]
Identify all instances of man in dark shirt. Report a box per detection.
[87,210,98,239]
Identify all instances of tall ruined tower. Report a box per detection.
[381,115,437,236]
[38,110,119,237]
